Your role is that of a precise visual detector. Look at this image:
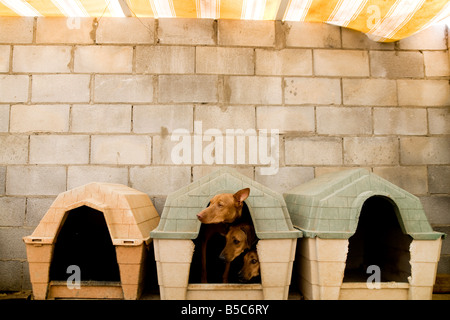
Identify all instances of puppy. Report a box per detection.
[219,223,257,283]
[238,249,260,282]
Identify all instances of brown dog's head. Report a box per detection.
[239,250,260,282]
[196,188,250,224]
[219,223,256,263]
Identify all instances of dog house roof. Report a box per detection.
[284,169,445,240]
[23,182,160,246]
[150,167,302,240]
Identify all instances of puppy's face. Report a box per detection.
[239,250,260,282]
[219,225,249,262]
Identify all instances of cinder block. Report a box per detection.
[158,18,215,45]
[158,75,217,103]
[285,22,341,48]
[135,46,195,74]
[36,17,95,44]
[0,197,26,226]
[370,51,424,78]
[257,106,314,133]
[94,75,154,103]
[152,135,189,165]
[420,196,450,225]
[6,166,66,196]
[0,45,10,72]
[133,105,193,134]
[32,74,90,103]
[96,17,155,44]
[0,75,29,103]
[130,166,191,196]
[71,104,131,133]
[67,166,128,190]
[374,108,427,135]
[91,135,151,165]
[428,108,450,134]
[341,28,395,50]
[224,76,282,105]
[256,49,312,76]
[0,17,33,43]
[195,105,255,132]
[424,51,450,77]
[285,77,340,105]
[218,20,274,47]
[0,135,28,164]
[74,46,133,73]
[10,104,69,133]
[0,166,5,195]
[317,107,372,135]
[13,46,71,73]
[255,166,314,193]
[343,79,397,106]
[0,228,30,259]
[0,105,9,132]
[401,137,450,165]
[30,135,89,164]
[196,47,254,75]
[285,137,342,165]
[314,50,369,77]
[428,166,450,194]
[0,261,23,291]
[26,198,55,227]
[373,166,428,195]
[344,137,399,165]
[398,24,447,50]
[397,80,450,106]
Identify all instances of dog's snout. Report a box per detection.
[219,253,226,261]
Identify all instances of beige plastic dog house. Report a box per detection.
[23,182,160,300]
[284,169,445,300]
[150,168,302,300]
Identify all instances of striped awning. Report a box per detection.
[0,0,448,42]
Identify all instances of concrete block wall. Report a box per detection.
[0,17,448,292]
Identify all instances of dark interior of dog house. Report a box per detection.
[50,206,121,282]
[343,196,412,283]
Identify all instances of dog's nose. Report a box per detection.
[196,213,202,220]
[219,254,226,261]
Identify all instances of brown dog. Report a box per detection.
[197,188,250,283]
[197,188,250,224]
[219,222,257,283]
[238,250,260,282]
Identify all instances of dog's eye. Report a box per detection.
[251,259,258,264]
[233,239,240,245]
[218,202,223,208]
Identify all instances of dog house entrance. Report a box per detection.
[189,202,261,284]
[344,196,412,283]
[50,206,120,282]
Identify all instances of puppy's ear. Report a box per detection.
[240,225,256,249]
[233,188,250,203]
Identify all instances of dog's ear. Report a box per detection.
[240,225,256,249]
[233,188,250,203]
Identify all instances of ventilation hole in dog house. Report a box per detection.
[343,196,412,283]
[189,202,260,284]
[49,206,120,282]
